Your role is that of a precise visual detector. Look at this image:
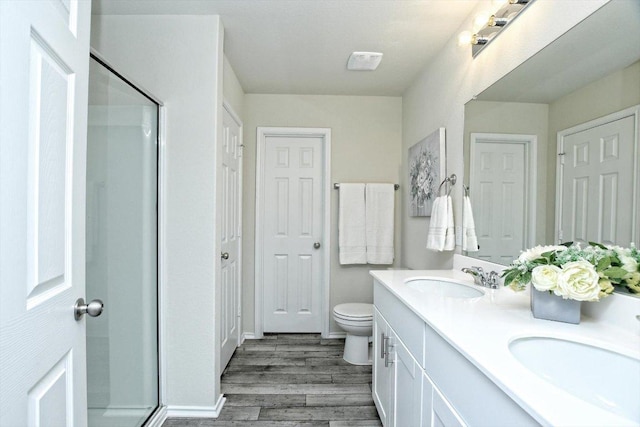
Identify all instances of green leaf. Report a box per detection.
[603,267,628,279]
[596,257,611,271]
[589,241,608,250]
[502,270,519,286]
[560,241,573,247]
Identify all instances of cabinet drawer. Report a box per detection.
[374,280,425,367]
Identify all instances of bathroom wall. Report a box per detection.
[91,15,224,411]
[242,94,402,335]
[223,55,245,118]
[401,0,609,270]
[463,101,549,244]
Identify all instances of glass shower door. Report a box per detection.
[86,56,159,427]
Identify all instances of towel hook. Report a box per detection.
[437,174,457,196]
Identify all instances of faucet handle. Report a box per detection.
[487,271,500,289]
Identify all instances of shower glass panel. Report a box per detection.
[86,56,159,427]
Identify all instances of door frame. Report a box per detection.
[556,105,640,244]
[88,49,169,427]
[222,99,244,348]
[469,132,538,249]
[254,127,331,339]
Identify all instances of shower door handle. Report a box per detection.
[74,298,104,320]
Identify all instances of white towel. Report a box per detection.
[365,184,395,264]
[462,195,479,252]
[339,183,367,264]
[444,195,455,251]
[426,195,456,251]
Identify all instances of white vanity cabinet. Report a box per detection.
[373,307,422,427]
[373,279,537,427]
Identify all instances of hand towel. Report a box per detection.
[339,183,367,264]
[426,195,455,251]
[444,195,456,251]
[462,195,479,252]
[426,196,447,251]
[365,183,395,264]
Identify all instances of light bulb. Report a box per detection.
[474,11,491,30]
[488,15,509,27]
[471,34,489,45]
[458,31,473,46]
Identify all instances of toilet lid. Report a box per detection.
[333,303,373,319]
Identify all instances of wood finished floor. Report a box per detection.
[163,333,382,427]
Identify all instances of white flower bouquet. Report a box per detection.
[502,242,640,301]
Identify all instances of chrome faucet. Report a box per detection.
[461,266,500,289]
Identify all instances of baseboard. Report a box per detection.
[241,332,258,342]
[145,406,168,427]
[327,332,347,339]
[166,395,226,418]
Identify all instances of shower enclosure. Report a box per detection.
[86,55,160,427]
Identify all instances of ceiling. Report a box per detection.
[92,0,478,96]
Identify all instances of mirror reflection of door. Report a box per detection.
[557,109,637,247]
[469,133,536,265]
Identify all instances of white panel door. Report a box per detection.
[470,139,527,264]
[220,105,242,371]
[0,0,91,426]
[559,115,636,246]
[262,134,324,332]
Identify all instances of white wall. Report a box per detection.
[223,55,245,118]
[401,0,609,269]
[243,94,402,334]
[91,15,224,410]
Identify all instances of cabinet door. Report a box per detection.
[433,387,467,427]
[373,309,393,426]
[422,371,434,427]
[394,336,423,427]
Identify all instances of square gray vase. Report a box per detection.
[530,287,581,324]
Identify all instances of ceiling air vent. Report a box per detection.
[347,52,383,71]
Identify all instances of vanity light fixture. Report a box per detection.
[460,0,535,56]
[488,15,509,27]
[472,34,490,45]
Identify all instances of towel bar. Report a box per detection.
[334,183,399,190]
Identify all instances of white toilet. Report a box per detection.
[333,303,373,365]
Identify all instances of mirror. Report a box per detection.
[462,0,640,280]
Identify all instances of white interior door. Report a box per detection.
[0,1,91,425]
[558,112,637,246]
[257,128,329,334]
[219,103,242,370]
[470,134,532,264]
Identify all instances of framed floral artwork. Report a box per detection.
[408,127,446,216]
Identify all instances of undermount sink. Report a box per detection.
[509,336,640,421]
[404,278,485,299]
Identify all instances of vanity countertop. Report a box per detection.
[370,269,640,427]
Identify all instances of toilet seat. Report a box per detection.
[333,303,373,321]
